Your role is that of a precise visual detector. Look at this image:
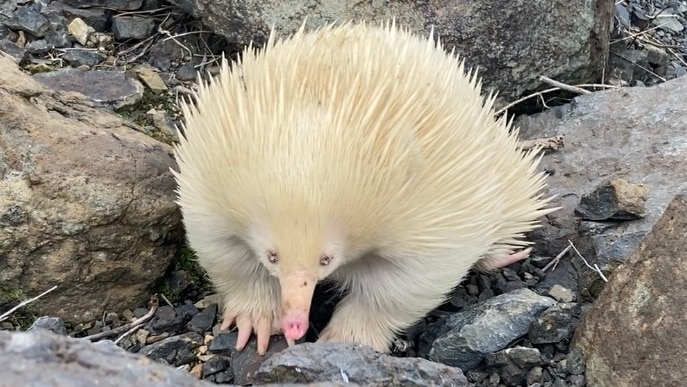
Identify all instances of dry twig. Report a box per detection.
[567,240,608,282]
[0,286,58,323]
[83,295,159,341]
[520,135,564,152]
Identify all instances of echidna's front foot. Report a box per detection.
[316,303,393,353]
[220,304,287,355]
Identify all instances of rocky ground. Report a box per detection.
[1,0,686,386]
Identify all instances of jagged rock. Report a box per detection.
[418,288,556,370]
[253,342,467,386]
[0,53,182,324]
[175,0,613,106]
[0,330,216,387]
[572,192,687,387]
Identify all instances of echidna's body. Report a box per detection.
[173,21,556,355]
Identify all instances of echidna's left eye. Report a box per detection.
[319,254,333,266]
[267,250,279,264]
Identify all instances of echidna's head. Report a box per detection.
[246,207,347,342]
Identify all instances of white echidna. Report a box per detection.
[172,21,557,355]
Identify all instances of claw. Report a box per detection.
[235,315,253,351]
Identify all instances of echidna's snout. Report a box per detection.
[280,270,317,340]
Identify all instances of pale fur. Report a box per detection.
[172,20,557,352]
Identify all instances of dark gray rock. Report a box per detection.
[5,4,50,37]
[176,64,198,81]
[28,316,67,335]
[45,1,112,32]
[112,15,155,40]
[62,49,105,67]
[485,346,542,386]
[137,331,203,366]
[0,330,216,387]
[418,288,556,370]
[187,303,217,333]
[63,0,143,11]
[254,342,467,386]
[529,303,582,345]
[201,355,233,383]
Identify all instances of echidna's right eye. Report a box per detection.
[267,250,279,264]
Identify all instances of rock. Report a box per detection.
[515,72,687,273]
[528,303,582,344]
[571,192,687,387]
[574,178,649,221]
[4,4,50,37]
[176,0,613,105]
[138,332,204,366]
[653,14,684,33]
[208,331,291,385]
[418,288,556,370]
[135,64,168,92]
[253,342,467,386]
[201,355,233,383]
[176,64,198,81]
[32,67,144,109]
[484,346,542,386]
[45,2,111,32]
[112,15,155,40]
[546,284,575,303]
[27,316,67,335]
[63,0,144,11]
[0,55,182,324]
[67,17,95,46]
[187,303,217,333]
[62,49,106,67]
[0,330,216,387]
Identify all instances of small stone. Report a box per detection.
[187,303,218,333]
[135,64,168,92]
[526,366,544,386]
[27,316,67,335]
[112,15,155,40]
[62,49,105,67]
[575,178,649,221]
[176,64,198,81]
[201,355,232,382]
[653,15,684,33]
[529,303,581,344]
[137,331,204,365]
[547,284,575,302]
[67,17,94,46]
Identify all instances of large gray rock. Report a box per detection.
[515,74,687,297]
[253,342,467,386]
[0,330,215,387]
[177,0,613,105]
[571,192,687,387]
[0,53,182,323]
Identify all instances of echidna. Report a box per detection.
[172,21,557,355]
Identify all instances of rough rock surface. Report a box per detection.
[571,192,687,387]
[253,342,467,386]
[0,53,183,323]
[418,288,556,370]
[515,71,687,297]
[0,330,216,387]
[176,0,613,104]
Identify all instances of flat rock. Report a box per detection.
[253,342,467,386]
[515,74,687,275]
[32,67,144,109]
[0,53,182,323]
[571,192,687,386]
[175,0,613,105]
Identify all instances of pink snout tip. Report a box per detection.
[282,315,309,340]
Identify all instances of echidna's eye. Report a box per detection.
[319,254,333,266]
[267,250,279,264]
